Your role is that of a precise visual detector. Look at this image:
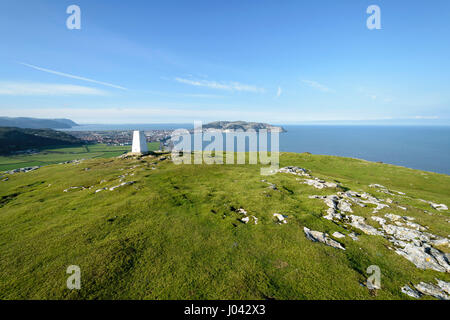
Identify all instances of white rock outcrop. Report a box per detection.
[401,285,422,299]
[278,166,310,177]
[332,232,346,239]
[304,227,346,250]
[109,181,136,191]
[347,215,384,236]
[419,199,448,211]
[414,281,450,300]
[273,213,288,224]
[395,243,450,273]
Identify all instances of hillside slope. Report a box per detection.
[0,127,81,154]
[0,117,78,129]
[0,153,449,299]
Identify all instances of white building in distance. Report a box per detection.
[132,130,149,154]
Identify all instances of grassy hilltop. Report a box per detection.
[0,143,160,171]
[0,127,81,155]
[0,152,449,299]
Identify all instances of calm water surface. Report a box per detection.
[65,125,450,175]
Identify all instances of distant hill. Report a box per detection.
[203,121,286,132]
[0,117,78,129]
[0,127,81,154]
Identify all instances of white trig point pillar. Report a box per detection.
[132,130,149,154]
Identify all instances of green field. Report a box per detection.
[0,143,160,171]
[0,152,449,299]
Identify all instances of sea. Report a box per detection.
[62,124,450,175]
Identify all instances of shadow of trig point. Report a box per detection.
[131,130,149,155]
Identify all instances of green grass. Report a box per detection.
[0,152,448,299]
[0,143,160,171]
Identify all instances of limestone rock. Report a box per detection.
[273,213,288,224]
[348,233,359,241]
[303,178,339,189]
[415,282,450,300]
[304,227,345,250]
[324,208,342,221]
[109,181,136,191]
[401,285,422,299]
[369,183,386,189]
[237,208,248,215]
[431,203,448,211]
[431,238,449,247]
[337,200,353,213]
[278,166,310,177]
[437,279,450,295]
[405,221,426,231]
[64,186,80,192]
[395,243,450,273]
[240,215,258,225]
[267,183,278,191]
[385,214,402,222]
[5,165,41,175]
[303,179,326,189]
[347,215,384,236]
[371,216,386,225]
[419,199,448,211]
[381,224,430,242]
[372,203,389,214]
[241,217,250,224]
[324,182,339,188]
[332,231,346,239]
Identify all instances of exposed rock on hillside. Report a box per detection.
[273,213,288,224]
[402,280,450,300]
[4,166,40,175]
[287,168,450,273]
[278,166,310,177]
[109,181,136,191]
[304,227,346,250]
[419,199,448,211]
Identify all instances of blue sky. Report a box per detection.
[1,0,449,124]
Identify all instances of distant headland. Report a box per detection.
[201,121,286,132]
[0,117,79,129]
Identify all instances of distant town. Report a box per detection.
[68,129,174,146]
[66,121,286,146]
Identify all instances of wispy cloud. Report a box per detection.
[276,86,282,97]
[182,93,225,99]
[0,82,107,96]
[139,89,225,99]
[175,77,265,93]
[357,87,393,103]
[19,62,127,90]
[301,80,334,93]
[412,115,439,119]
